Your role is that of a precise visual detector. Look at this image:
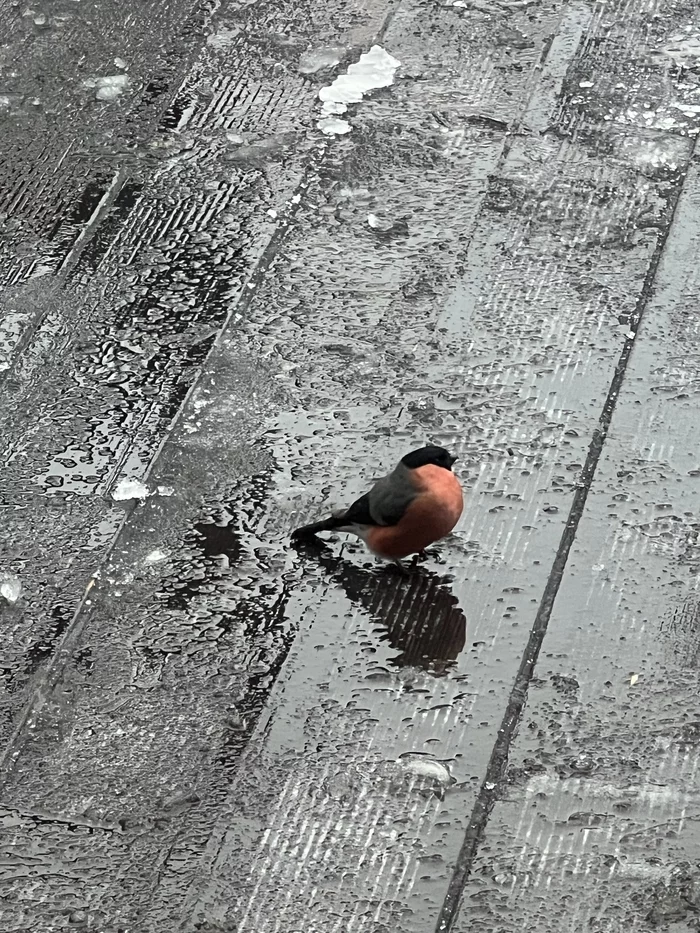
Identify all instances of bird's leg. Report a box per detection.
[411,550,430,566]
[391,558,409,575]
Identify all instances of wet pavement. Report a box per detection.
[1,0,700,930]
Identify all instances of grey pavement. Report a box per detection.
[1,0,699,930]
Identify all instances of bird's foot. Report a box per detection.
[290,530,325,553]
[390,559,410,575]
[412,547,443,565]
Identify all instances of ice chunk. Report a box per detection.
[673,102,700,116]
[321,100,347,115]
[367,213,392,230]
[112,479,150,501]
[398,752,456,786]
[318,116,351,135]
[319,45,400,110]
[317,45,400,136]
[96,75,130,101]
[0,574,21,604]
[207,27,240,50]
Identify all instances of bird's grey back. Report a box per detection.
[368,462,417,525]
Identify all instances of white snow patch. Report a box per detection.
[317,45,400,136]
[321,100,347,115]
[112,479,150,501]
[367,213,395,231]
[0,574,21,603]
[318,116,351,135]
[83,74,131,101]
[673,101,700,116]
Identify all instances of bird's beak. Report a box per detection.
[450,455,458,466]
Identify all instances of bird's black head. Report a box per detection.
[401,445,457,471]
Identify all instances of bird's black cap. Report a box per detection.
[401,445,457,471]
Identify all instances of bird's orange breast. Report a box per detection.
[366,465,463,560]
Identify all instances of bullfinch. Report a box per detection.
[291,445,463,560]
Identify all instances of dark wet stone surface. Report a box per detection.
[2,0,700,929]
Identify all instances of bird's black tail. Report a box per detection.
[291,512,347,539]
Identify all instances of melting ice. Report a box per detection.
[0,573,21,604]
[82,74,131,101]
[317,45,400,136]
[112,479,150,501]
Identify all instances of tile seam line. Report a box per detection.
[434,143,699,932]
[0,168,131,398]
[0,0,404,786]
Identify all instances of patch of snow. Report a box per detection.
[112,479,150,501]
[0,574,21,603]
[318,116,351,135]
[83,74,131,101]
[317,45,400,136]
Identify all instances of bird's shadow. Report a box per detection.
[291,538,467,674]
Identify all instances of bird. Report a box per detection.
[291,445,463,561]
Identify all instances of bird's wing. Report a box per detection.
[339,491,376,526]
[367,463,418,526]
[333,464,418,528]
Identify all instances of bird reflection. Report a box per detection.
[292,539,467,673]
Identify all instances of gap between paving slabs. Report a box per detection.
[451,158,700,933]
